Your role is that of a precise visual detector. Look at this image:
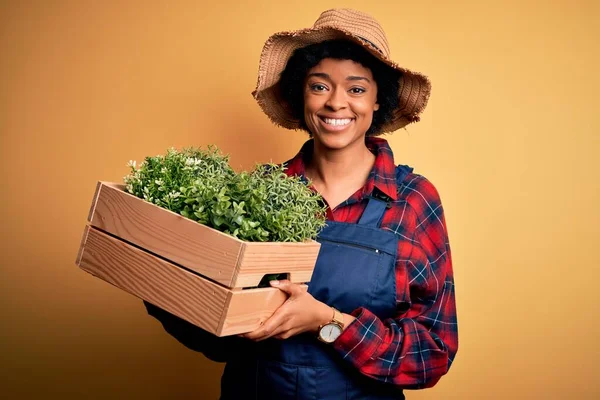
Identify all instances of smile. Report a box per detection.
[318,116,355,132]
[322,117,353,126]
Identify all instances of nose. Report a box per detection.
[324,87,347,111]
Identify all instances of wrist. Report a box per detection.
[316,306,346,344]
[314,301,334,332]
[340,312,355,331]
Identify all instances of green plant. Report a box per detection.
[123,146,327,243]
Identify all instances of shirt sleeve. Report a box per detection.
[333,175,459,389]
[144,301,245,363]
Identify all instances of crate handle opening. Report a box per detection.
[256,272,290,288]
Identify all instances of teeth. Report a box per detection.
[324,118,352,126]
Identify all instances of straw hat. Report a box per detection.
[252,8,431,134]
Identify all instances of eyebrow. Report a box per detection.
[307,72,371,83]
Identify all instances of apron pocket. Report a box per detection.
[257,359,299,399]
[309,242,383,313]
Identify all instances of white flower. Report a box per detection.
[185,157,203,168]
[127,160,137,168]
[155,179,164,186]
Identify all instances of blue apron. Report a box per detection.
[220,165,413,400]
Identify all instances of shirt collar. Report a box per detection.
[283,137,398,202]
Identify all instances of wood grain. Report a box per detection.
[218,284,308,336]
[78,226,228,334]
[86,181,102,223]
[233,241,321,288]
[88,182,320,289]
[88,182,243,287]
[75,225,90,266]
[77,226,294,336]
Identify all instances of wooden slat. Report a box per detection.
[233,241,321,288]
[78,226,228,334]
[88,182,243,287]
[75,225,90,266]
[218,285,308,336]
[86,181,102,223]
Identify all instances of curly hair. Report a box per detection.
[278,39,402,136]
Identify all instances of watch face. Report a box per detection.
[319,323,343,343]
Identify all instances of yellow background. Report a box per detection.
[1,0,598,399]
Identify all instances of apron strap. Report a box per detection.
[358,196,388,227]
[396,164,414,183]
[358,165,414,228]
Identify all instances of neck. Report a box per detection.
[306,138,375,189]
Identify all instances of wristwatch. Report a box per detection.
[317,307,345,343]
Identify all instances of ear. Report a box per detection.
[374,103,380,111]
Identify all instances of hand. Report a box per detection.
[242,280,332,341]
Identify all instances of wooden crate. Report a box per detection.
[85,182,321,288]
[76,181,320,336]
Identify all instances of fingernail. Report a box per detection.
[270,280,280,286]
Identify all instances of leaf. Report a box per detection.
[122,145,326,242]
[212,215,225,227]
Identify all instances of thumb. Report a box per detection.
[269,279,302,296]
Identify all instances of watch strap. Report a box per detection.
[318,306,344,333]
[331,307,344,329]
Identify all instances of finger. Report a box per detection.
[256,324,288,341]
[255,312,290,341]
[244,325,270,341]
[247,322,287,342]
[270,279,304,296]
[243,306,288,340]
[274,327,300,340]
[274,330,292,340]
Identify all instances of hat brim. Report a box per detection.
[252,27,431,134]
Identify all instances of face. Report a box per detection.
[303,58,379,151]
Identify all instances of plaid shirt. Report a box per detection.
[283,137,458,389]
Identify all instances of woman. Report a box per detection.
[145,8,458,399]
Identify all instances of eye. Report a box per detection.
[349,87,366,94]
[310,83,328,92]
